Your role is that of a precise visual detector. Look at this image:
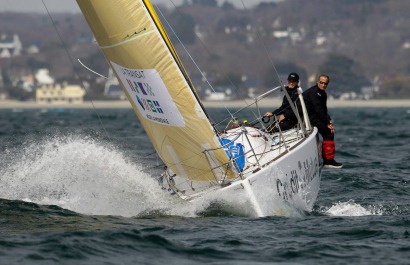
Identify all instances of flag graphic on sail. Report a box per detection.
[77,0,236,182]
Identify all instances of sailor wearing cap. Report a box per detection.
[264,72,303,132]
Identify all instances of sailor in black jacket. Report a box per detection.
[303,75,342,168]
[264,73,303,132]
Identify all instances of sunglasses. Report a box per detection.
[319,81,329,85]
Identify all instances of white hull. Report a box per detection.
[187,127,322,217]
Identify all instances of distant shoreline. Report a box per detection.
[1,99,410,109]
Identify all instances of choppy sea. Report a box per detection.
[0,106,409,265]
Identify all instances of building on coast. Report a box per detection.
[0,34,22,58]
[36,83,86,104]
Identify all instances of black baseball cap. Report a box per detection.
[287,73,299,82]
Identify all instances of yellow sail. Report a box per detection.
[77,0,236,182]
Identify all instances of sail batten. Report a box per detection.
[77,0,236,182]
[100,30,156,49]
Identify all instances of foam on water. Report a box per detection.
[0,136,213,217]
[0,134,347,219]
[324,200,383,216]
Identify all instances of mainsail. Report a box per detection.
[77,0,236,182]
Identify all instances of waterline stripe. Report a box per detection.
[100,29,156,49]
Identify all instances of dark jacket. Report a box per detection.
[302,84,331,126]
[272,86,301,118]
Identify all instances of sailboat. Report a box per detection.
[76,0,322,217]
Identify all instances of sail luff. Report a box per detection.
[76,0,236,182]
[142,0,210,120]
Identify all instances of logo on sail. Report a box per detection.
[129,82,163,114]
[126,79,164,113]
[111,62,185,127]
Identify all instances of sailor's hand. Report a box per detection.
[328,122,335,133]
[264,112,273,117]
[278,114,285,122]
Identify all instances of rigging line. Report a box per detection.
[157,138,227,179]
[167,1,261,120]
[215,86,282,126]
[42,0,111,141]
[239,0,283,88]
[240,0,306,135]
[155,2,233,118]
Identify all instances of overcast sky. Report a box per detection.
[0,0,280,13]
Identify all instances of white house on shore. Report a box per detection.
[104,68,126,100]
[36,83,86,104]
[0,34,22,58]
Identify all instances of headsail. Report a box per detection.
[77,0,236,182]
